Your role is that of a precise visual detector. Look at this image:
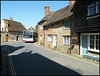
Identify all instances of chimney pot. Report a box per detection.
[69,1,75,6]
[44,5,50,16]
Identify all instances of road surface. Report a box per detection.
[1,42,99,75]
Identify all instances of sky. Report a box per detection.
[1,1,69,30]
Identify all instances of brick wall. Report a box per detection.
[38,21,46,44]
[45,21,71,53]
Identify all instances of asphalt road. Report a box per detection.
[1,42,99,75]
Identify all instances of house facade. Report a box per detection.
[73,0,100,57]
[38,6,55,45]
[1,17,26,42]
[43,1,78,54]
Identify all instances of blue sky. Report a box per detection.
[1,1,69,30]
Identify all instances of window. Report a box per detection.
[40,23,43,30]
[89,34,100,52]
[63,36,70,45]
[90,35,94,49]
[2,28,3,31]
[40,35,42,41]
[11,36,15,39]
[96,0,100,13]
[88,0,100,15]
[46,27,48,31]
[64,20,70,29]
[48,35,52,42]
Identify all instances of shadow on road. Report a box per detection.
[1,45,25,54]
[8,50,81,75]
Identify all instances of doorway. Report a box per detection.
[53,35,57,48]
[16,36,19,41]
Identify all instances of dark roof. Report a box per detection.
[38,11,55,24]
[3,19,26,32]
[44,4,74,26]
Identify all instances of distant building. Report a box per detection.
[28,26,34,31]
[1,17,26,42]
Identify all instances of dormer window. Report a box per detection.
[88,0,99,15]
[64,20,71,29]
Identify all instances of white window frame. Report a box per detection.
[63,36,70,45]
[48,35,52,42]
[40,25,43,30]
[40,34,42,41]
[88,33,99,52]
[80,33,99,55]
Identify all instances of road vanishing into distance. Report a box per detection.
[1,42,99,75]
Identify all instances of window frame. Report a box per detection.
[40,22,43,30]
[64,20,71,30]
[40,34,42,41]
[63,36,70,45]
[47,34,52,42]
[88,34,99,52]
[88,0,100,16]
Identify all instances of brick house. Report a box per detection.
[43,1,76,54]
[38,6,55,45]
[73,0,100,57]
[1,17,26,42]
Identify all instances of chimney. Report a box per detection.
[44,5,50,16]
[10,17,13,21]
[69,1,75,6]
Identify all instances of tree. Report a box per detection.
[34,24,38,32]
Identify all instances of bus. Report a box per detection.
[23,30,38,42]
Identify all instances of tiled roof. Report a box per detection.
[44,4,74,26]
[38,11,55,24]
[3,19,26,32]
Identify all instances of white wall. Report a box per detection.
[1,19,5,31]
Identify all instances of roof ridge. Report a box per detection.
[3,19,21,23]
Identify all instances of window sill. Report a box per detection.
[87,13,100,19]
[64,28,70,30]
[48,41,52,43]
[63,44,70,46]
[88,49,99,53]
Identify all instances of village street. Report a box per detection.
[1,42,99,75]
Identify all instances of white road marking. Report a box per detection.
[5,46,16,75]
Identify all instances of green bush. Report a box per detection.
[68,48,70,50]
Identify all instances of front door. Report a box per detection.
[82,35,88,55]
[16,36,19,41]
[53,35,57,48]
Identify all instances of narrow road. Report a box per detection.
[1,42,99,75]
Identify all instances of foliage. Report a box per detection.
[68,48,70,50]
[58,48,61,51]
[48,44,50,46]
[54,46,56,48]
[34,24,38,32]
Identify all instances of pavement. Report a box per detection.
[35,42,99,65]
[0,41,99,75]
